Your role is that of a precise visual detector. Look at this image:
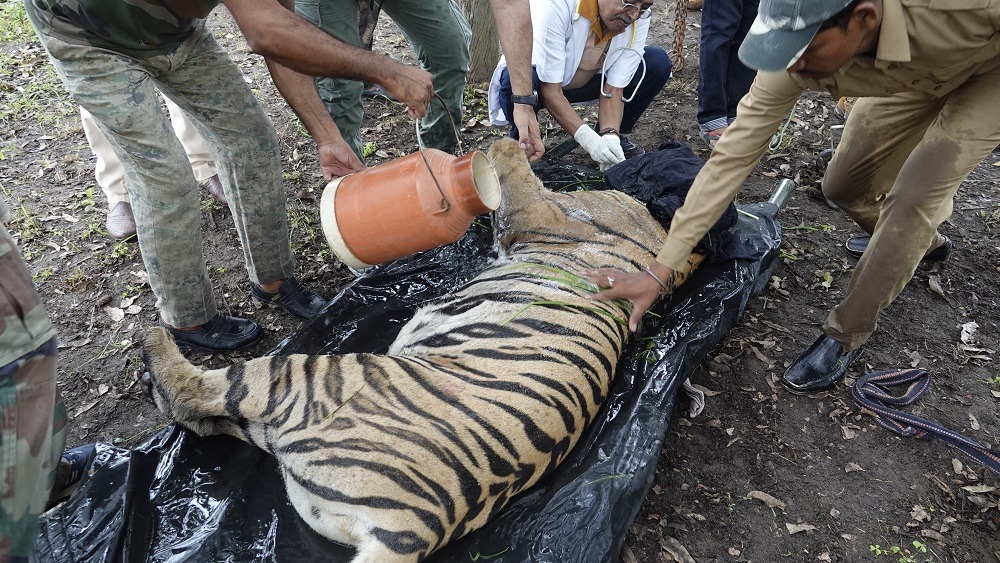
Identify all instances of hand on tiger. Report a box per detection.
[513,104,545,162]
[586,263,673,333]
[318,140,366,181]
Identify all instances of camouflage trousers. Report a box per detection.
[296,0,471,156]
[0,338,64,562]
[34,24,296,328]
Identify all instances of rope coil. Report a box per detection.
[852,368,1000,475]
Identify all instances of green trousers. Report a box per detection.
[0,227,64,562]
[296,0,471,156]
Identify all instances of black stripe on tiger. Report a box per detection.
[283,468,437,555]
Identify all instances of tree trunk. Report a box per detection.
[456,0,500,84]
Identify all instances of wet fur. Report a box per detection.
[143,138,703,562]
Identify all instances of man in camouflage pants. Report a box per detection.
[0,195,64,562]
[23,0,436,351]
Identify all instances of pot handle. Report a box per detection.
[413,92,463,215]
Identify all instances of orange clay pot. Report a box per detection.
[319,149,501,269]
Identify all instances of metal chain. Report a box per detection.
[670,0,688,73]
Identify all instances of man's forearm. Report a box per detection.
[656,73,802,270]
[264,59,344,148]
[539,82,583,135]
[491,0,533,95]
[227,0,402,85]
[598,86,625,132]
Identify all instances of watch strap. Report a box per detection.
[511,92,538,106]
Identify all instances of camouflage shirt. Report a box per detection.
[24,0,222,58]
[0,195,58,367]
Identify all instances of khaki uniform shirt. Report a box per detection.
[565,33,611,89]
[656,0,1000,270]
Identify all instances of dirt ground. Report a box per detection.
[2,3,998,562]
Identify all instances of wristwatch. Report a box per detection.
[511,91,538,106]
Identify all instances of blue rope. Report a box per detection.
[852,368,1000,475]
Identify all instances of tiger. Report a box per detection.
[142,137,705,563]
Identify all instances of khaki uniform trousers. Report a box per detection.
[821,64,1000,351]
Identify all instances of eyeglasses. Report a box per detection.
[620,0,653,19]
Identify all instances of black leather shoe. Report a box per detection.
[845,234,952,262]
[251,277,327,319]
[161,314,263,351]
[782,334,863,395]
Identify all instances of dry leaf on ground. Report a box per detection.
[786,522,817,534]
[748,490,787,510]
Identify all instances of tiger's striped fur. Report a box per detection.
[142,138,704,562]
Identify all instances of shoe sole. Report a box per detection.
[780,379,838,396]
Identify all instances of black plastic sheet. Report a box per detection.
[34,172,781,563]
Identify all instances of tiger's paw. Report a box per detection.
[487,137,530,177]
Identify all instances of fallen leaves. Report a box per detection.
[104,296,145,324]
[104,306,125,323]
[927,274,948,300]
[659,537,696,563]
[910,505,931,522]
[785,522,817,535]
[954,321,995,362]
[815,270,834,289]
[747,490,786,511]
[960,321,979,344]
[961,484,996,494]
[968,413,981,431]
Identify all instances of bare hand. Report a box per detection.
[513,104,545,162]
[318,141,366,181]
[585,265,672,332]
[382,64,433,120]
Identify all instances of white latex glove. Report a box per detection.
[574,124,625,168]
[598,134,625,172]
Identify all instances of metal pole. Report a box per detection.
[767,178,795,209]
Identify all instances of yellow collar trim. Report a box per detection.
[578,0,624,42]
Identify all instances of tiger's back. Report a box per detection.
[143,138,702,562]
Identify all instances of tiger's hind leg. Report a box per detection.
[350,541,422,563]
[142,327,244,438]
[285,472,430,563]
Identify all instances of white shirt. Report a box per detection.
[488,0,650,125]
